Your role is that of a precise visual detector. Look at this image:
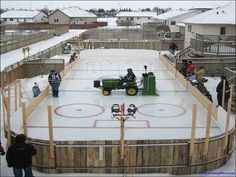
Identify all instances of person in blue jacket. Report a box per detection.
[32,82,41,97]
[48,70,61,97]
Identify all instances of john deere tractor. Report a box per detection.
[94,77,138,96]
[94,72,157,96]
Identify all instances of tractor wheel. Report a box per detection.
[126,87,138,96]
[102,89,111,96]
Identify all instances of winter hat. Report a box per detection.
[15,134,26,143]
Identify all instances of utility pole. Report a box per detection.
[111,103,137,159]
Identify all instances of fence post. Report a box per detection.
[22,102,28,137]
[2,91,7,138]
[14,80,18,111]
[7,87,11,146]
[216,36,220,56]
[224,99,232,151]
[18,80,22,107]
[189,104,197,157]
[48,105,55,159]
[229,84,233,101]
[204,104,212,156]
[222,80,226,108]
[7,86,10,113]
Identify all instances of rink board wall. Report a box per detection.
[9,129,235,175]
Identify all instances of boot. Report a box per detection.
[52,91,56,97]
[55,91,59,97]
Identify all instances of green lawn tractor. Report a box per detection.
[94,72,157,96]
[93,77,138,96]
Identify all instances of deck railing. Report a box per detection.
[191,33,236,56]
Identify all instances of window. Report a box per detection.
[118,17,120,19]
[127,17,129,20]
[220,27,226,35]
[54,19,59,23]
[188,25,192,32]
[10,18,13,21]
[137,17,139,20]
[130,17,134,21]
[148,17,151,20]
[170,21,176,25]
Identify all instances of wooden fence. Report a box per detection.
[1,43,64,86]
[0,27,69,54]
[69,39,184,51]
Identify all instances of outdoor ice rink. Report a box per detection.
[10,49,235,141]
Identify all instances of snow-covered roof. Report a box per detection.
[116,12,157,17]
[153,10,196,20]
[182,2,236,25]
[59,6,96,18]
[1,10,42,19]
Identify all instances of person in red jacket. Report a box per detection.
[186,61,195,75]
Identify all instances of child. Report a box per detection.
[32,82,41,97]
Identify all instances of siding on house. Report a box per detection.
[1,10,48,24]
[182,2,236,47]
[49,10,70,24]
[49,7,97,25]
[184,24,236,47]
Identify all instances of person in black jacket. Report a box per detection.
[48,70,62,97]
[169,43,177,55]
[216,76,230,108]
[6,134,37,177]
[179,59,188,77]
[124,68,136,83]
[0,141,5,156]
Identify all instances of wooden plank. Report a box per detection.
[26,85,49,118]
[2,92,6,138]
[111,142,120,173]
[190,104,197,156]
[229,84,233,100]
[142,145,149,173]
[7,86,10,116]
[224,99,232,149]
[105,141,112,173]
[204,104,212,156]
[47,105,54,159]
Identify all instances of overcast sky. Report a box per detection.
[0,0,233,10]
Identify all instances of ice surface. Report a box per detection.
[7,49,234,142]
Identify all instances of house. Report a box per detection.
[182,2,236,47]
[0,10,48,24]
[153,10,202,33]
[116,12,157,26]
[49,6,97,25]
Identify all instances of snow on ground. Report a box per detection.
[0,30,85,71]
[50,54,72,65]
[97,17,117,26]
